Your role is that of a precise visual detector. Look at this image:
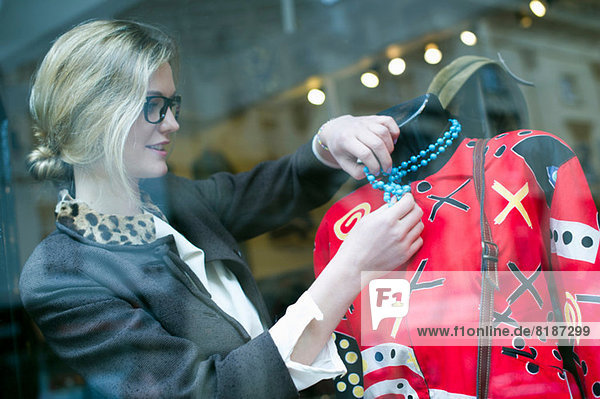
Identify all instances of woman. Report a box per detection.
[19,20,423,398]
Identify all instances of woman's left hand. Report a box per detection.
[315,115,400,180]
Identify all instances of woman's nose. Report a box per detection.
[160,107,180,133]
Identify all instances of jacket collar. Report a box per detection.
[55,190,167,246]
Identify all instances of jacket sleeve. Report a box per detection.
[181,140,348,241]
[547,153,600,398]
[313,206,365,399]
[19,241,298,399]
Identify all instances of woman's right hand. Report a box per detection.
[290,193,422,367]
[332,193,424,282]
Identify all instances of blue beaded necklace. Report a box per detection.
[364,118,462,204]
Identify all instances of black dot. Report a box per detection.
[397,383,404,389]
[109,215,119,227]
[496,133,508,139]
[582,236,594,248]
[518,130,533,136]
[593,381,600,397]
[513,336,525,349]
[552,349,562,360]
[390,349,396,359]
[553,230,558,242]
[484,146,489,154]
[526,362,539,374]
[417,181,432,193]
[138,220,147,227]
[494,145,506,157]
[375,351,383,361]
[71,203,79,217]
[467,140,476,148]
[101,231,112,241]
[408,396,413,399]
[558,371,566,380]
[530,347,538,359]
[582,360,588,376]
[120,235,128,242]
[85,213,98,226]
[98,224,109,231]
[562,231,573,245]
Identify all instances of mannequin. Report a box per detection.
[314,87,599,398]
[380,93,458,183]
[428,55,530,140]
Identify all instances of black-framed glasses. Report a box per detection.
[143,95,181,124]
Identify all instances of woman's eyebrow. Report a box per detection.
[147,90,178,97]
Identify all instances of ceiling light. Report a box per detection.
[385,44,402,59]
[360,71,379,88]
[529,0,546,17]
[307,88,325,105]
[388,58,406,76]
[424,43,442,65]
[520,15,533,28]
[460,31,477,46]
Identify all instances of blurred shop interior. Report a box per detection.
[1,0,599,397]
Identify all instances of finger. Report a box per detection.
[405,220,424,243]
[338,158,367,180]
[381,193,415,219]
[368,124,394,154]
[375,115,400,141]
[400,206,423,233]
[353,145,381,177]
[357,134,393,173]
[405,236,424,258]
[396,207,424,236]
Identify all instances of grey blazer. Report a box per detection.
[19,142,347,398]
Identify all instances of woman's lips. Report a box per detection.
[146,142,169,156]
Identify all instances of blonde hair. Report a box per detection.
[27,19,178,202]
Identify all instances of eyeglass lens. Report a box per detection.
[145,96,181,124]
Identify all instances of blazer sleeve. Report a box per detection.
[19,242,298,399]
[547,154,600,398]
[175,140,348,241]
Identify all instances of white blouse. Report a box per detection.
[153,215,346,391]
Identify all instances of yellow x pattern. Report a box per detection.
[492,181,532,228]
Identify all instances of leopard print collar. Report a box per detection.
[55,190,167,246]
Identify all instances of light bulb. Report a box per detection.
[460,31,477,46]
[385,44,402,59]
[529,0,546,17]
[361,71,379,88]
[520,15,533,28]
[307,88,325,105]
[424,43,442,65]
[388,58,406,75]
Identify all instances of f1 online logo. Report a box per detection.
[369,279,411,331]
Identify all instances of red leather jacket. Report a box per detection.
[315,131,600,399]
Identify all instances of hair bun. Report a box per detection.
[27,145,71,181]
